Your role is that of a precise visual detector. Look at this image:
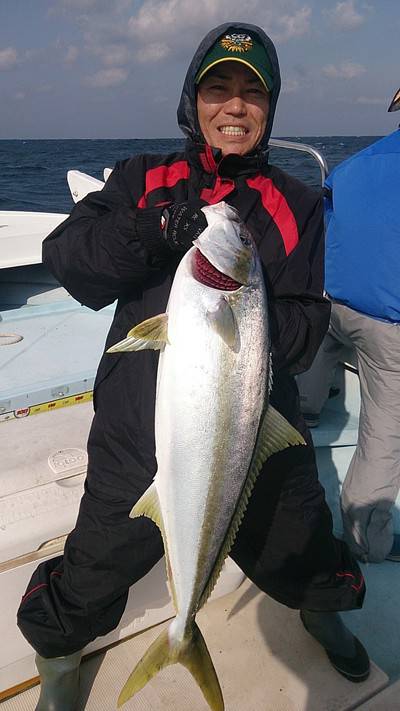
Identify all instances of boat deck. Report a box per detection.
[2,279,400,709]
[2,570,399,711]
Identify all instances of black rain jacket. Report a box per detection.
[42,23,330,485]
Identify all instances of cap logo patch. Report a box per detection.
[220,33,253,54]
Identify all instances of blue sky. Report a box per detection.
[0,0,399,138]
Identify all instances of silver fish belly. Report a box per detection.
[154,248,269,634]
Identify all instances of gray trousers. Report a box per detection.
[297,302,400,563]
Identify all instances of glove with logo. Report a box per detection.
[161,201,208,252]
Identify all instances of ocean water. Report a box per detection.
[0,136,380,213]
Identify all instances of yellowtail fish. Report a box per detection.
[108,202,305,710]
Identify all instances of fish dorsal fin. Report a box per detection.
[198,404,305,609]
[107,314,168,353]
[130,482,178,611]
[206,297,238,349]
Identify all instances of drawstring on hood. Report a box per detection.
[177,22,281,154]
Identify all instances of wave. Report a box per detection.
[11,165,48,172]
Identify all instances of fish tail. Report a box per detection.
[118,620,224,710]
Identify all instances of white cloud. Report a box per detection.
[355,96,387,105]
[136,43,170,63]
[36,83,54,93]
[326,1,365,30]
[59,0,111,9]
[84,67,129,87]
[274,7,312,42]
[0,47,18,70]
[127,0,312,58]
[128,0,239,48]
[95,44,131,67]
[281,78,301,94]
[24,47,50,63]
[57,1,314,69]
[322,61,366,79]
[65,45,79,63]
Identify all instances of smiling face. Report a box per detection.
[196,61,270,157]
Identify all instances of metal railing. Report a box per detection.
[268,138,329,186]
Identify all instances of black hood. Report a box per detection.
[177,22,281,153]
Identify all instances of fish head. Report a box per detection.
[193,202,256,288]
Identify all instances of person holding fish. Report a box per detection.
[17,23,370,711]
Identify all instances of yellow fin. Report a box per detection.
[199,405,305,608]
[206,297,237,349]
[180,622,224,711]
[130,483,178,611]
[107,313,168,352]
[118,627,170,707]
[130,482,163,527]
[255,404,306,461]
[118,621,224,711]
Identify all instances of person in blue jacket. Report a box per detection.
[298,87,400,564]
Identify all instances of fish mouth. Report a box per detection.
[192,248,242,291]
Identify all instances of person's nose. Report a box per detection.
[224,93,247,116]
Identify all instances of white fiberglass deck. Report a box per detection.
[0,578,392,711]
[0,212,67,269]
[2,359,400,709]
[0,299,115,417]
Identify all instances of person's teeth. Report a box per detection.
[219,127,247,136]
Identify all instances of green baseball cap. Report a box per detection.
[195,31,273,91]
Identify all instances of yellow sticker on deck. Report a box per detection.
[0,391,93,423]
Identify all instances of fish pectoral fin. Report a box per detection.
[107,313,168,352]
[130,482,163,529]
[256,404,306,462]
[118,622,224,711]
[206,297,237,349]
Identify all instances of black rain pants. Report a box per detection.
[17,376,365,658]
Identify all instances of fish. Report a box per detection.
[107,202,305,710]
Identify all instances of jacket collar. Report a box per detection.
[186,140,267,178]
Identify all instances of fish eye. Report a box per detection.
[240,236,251,246]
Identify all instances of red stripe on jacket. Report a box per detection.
[137,161,190,208]
[247,176,299,256]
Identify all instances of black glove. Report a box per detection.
[161,201,208,252]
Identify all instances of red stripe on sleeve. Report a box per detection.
[137,161,190,208]
[247,176,299,256]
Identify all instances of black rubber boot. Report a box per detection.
[300,610,370,682]
[35,650,82,711]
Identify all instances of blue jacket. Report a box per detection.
[324,129,400,323]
